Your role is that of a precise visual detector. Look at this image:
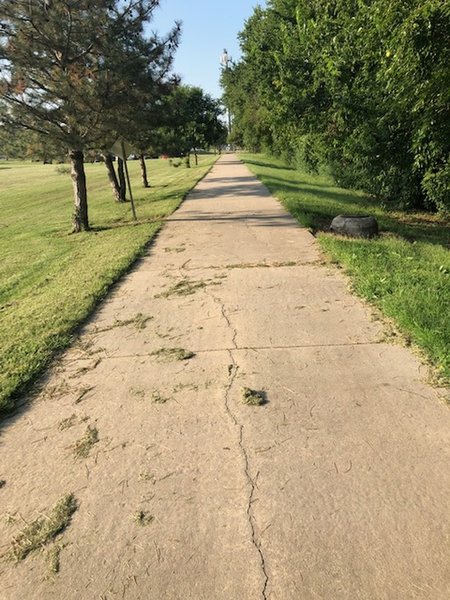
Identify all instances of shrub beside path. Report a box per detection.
[1,154,449,599]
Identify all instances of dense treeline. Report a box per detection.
[0,1,226,231]
[221,0,450,213]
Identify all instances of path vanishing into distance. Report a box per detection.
[1,154,450,599]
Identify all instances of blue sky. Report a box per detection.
[151,0,266,100]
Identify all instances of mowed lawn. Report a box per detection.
[241,153,450,384]
[0,155,217,414]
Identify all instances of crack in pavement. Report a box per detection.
[225,352,269,600]
[209,286,269,598]
[203,286,239,350]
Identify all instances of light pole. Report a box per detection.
[220,48,232,136]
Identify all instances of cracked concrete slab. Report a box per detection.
[1,154,449,599]
[229,345,450,600]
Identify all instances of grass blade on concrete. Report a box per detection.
[73,425,99,459]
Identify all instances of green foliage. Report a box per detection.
[0,1,181,230]
[160,86,227,156]
[0,1,178,151]
[223,0,450,213]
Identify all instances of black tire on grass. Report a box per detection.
[330,215,379,239]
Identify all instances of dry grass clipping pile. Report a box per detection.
[8,494,77,562]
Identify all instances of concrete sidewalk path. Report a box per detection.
[1,154,449,599]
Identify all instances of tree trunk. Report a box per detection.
[70,149,89,232]
[102,153,121,202]
[193,148,198,165]
[117,157,127,202]
[139,154,149,188]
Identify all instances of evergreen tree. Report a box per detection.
[0,0,179,229]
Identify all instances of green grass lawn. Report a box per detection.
[241,153,450,383]
[0,155,217,414]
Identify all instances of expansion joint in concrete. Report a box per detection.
[89,340,385,364]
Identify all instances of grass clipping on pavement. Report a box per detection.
[241,387,266,406]
[8,494,77,562]
[151,347,195,362]
[73,425,99,459]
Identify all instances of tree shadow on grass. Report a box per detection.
[90,218,163,232]
[244,158,295,172]
[260,175,450,248]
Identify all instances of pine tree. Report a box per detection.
[0,0,180,229]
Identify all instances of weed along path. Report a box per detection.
[1,154,450,599]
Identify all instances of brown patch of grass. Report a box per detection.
[73,338,104,356]
[7,494,77,562]
[4,513,16,525]
[156,275,225,299]
[41,381,73,401]
[273,260,297,267]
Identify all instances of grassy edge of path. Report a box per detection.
[240,153,450,386]
[0,156,218,417]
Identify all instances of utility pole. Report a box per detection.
[220,49,232,136]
